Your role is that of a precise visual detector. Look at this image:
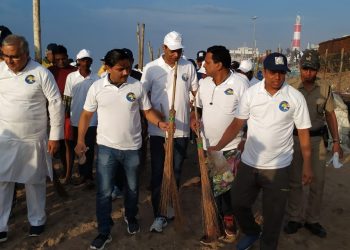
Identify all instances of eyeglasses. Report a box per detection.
[1,53,22,61]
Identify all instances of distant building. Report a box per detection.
[229,46,260,62]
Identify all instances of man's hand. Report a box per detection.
[302,162,313,185]
[207,145,221,152]
[158,121,170,132]
[75,141,87,158]
[332,142,343,159]
[47,140,60,156]
[190,117,201,133]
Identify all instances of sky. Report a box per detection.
[1,0,349,71]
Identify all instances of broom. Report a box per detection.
[193,94,220,241]
[159,61,184,228]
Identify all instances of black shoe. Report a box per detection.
[90,233,112,249]
[29,225,45,237]
[284,221,303,234]
[124,216,140,235]
[304,222,327,238]
[0,231,8,243]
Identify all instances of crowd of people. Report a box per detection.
[0,25,343,250]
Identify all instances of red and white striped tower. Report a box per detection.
[292,15,301,51]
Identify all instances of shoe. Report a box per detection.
[90,234,112,250]
[199,235,216,246]
[304,222,327,238]
[0,231,7,243]
[111,186,123,201]
[71,176,86,186]
[29,225,45,237]
[236,233,261,250]
[223,215,237,237]
[284,221,303,234]
[124,216,140,235]
[150,217,168,233]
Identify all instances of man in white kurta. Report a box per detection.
[0,35,63,242]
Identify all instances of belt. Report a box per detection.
[293,127,325,137]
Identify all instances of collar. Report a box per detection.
[257,79,288,96]
[103,74,128,88]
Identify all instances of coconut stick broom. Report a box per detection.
[193,94,220,241]
[159,61,184,228]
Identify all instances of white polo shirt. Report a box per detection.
[141,56,198,137]
[84,76,152,150]
[64,70,99,127]
[237,80,311,169]
[197,72,248,151]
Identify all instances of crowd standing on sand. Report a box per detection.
[0,25,344,250]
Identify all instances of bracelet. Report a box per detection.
[333,139,340,143]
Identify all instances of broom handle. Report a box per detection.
[192,93,201,138]
[170,61,178,111]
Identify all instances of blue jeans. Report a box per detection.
[149,136,188,217]
[95,144,141,235]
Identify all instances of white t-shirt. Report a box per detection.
[237,80,311,169]
[197,72,248,150]
[141,56,198,137]
[64,70,99,127]
[84,76,152,150]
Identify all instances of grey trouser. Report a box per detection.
[231,162,289,250]
[286,136,327,223]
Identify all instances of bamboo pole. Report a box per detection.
[33,0,42,63]
[139,23,145,71]
[137,23,141,69]
[148,41,154,62]
[338,48,344,92]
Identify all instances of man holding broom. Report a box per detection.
[141,31,198,232]
[209,52,313,250]
[190,45,248,244]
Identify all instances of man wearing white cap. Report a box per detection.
[141,31,198,233]
[63,49,99,186]
[235,59,259,87]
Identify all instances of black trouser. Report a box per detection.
[231,162,289,250]
[72,126,97,180]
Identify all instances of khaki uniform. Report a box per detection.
[287,78,334,223]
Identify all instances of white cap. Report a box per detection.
[238,59,253,73]
[198,62,206,74]
[76,49,92,60]
[163,31,184,50]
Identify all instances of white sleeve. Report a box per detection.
[64,73,73,97]
[139,83,152,111]
[189,63,199,92]
[41,69,64,140]
[235,91,250,119]
[83,83,98,113]
[293,94,312,129]
[141,64,152,93]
